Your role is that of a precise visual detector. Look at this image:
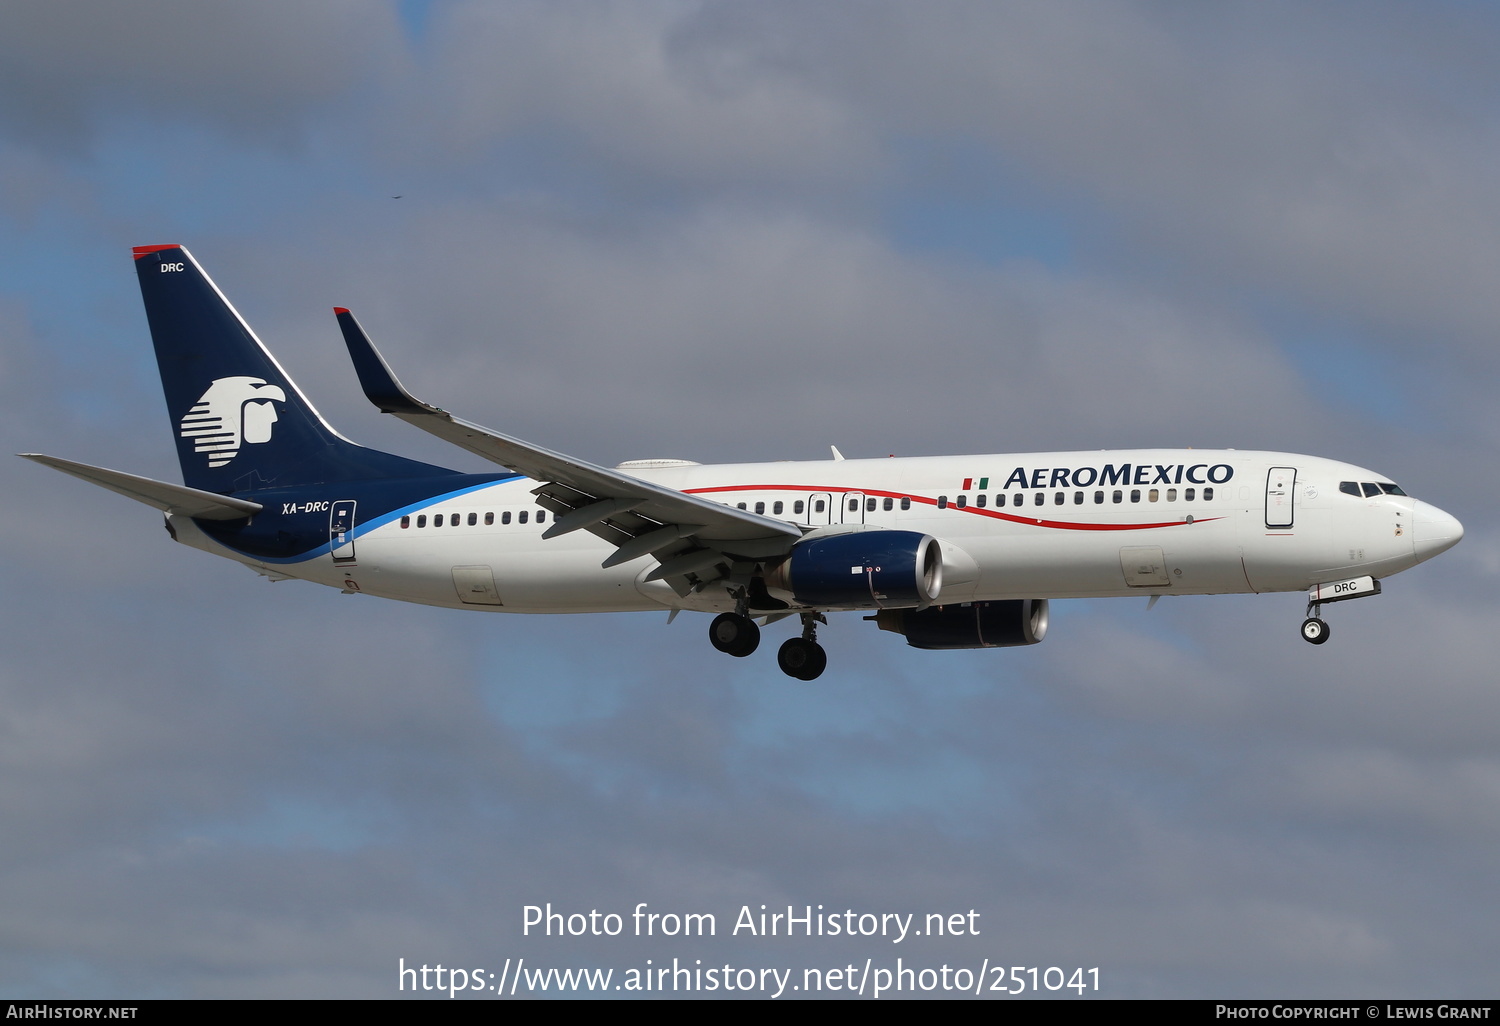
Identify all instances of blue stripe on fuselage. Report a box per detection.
[198,473,526,564]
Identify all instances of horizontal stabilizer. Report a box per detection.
[20,454,263,520]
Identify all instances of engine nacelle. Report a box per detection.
[875,599,1049,650]
[764,530,942,609]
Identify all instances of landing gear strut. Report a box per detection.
[777,612,828,681]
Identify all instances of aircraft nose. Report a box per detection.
[1412,500,1464,562]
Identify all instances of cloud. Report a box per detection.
[0,0,402,153]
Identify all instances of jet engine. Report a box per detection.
[763,530,942,609]
[875,599,1049,650]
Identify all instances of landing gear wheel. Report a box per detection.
[777,637,827,681]
[1300,617,1331,645]
[709,613,760,657]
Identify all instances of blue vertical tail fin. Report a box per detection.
[134,245,453,493]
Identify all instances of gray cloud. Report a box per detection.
[0,0,402,152]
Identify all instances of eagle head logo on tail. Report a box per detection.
[179,376,287,468]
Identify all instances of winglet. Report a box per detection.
[334,308,441,416]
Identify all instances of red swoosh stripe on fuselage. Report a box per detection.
[682,483,1222,532]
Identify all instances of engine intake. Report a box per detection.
[764,531,942,609]
[876,599,1049,650]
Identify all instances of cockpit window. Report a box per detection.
[1340,481,1361,497]
[1362,483,1382,498]
[1379,483,1407,496]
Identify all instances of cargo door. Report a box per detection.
[1120,546,1170,587]
[452,565,503,605]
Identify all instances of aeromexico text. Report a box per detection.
[524,904,979,943]
[998,462,1235,489]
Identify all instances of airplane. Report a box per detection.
[21,245,1465,680]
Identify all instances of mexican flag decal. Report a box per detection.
[961,477,990,490]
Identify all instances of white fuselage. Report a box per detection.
[170,449,1458,615]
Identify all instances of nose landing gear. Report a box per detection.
[1300,615,1331,645]
[1301,596,1331,645]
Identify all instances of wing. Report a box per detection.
[20,453,263,520]
[334,309,800,591]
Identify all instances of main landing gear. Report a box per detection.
[707,609,827,680]
[709,612,760,657]
[777,613,828,681]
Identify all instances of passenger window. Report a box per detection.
[1148,489,1159,502]
[849,498,859,512]
[975,494,986,508]
[1166,489,1176,501]
[1033,492,1044,507]
[1074,491,1083,504]
[417,515,427,528]
[485,512,494,525]
[815,500,826,513]
[519,510,528,524]
[468,512,477,526]
[794,500,805,514]
[899,497,911,510]
[937,496,948,509]
[1340,481,1361,497]
[434,514,444,527]
[956,495,967,508]
[1185,488,1195,501]
[1130,489,1140,502]
[755,501,766,514]
[737,502,747,510]
[1112,490,1122,504]
[536,510,546,523]
[995,493,1006,507]
[1054,492,1064,505]
[502,511,512,524]
[883,497,894,511]
[1204,487,1214,500]
[1094,491,1104,504]
[773,501,783,515]
[401,515,410,529]
[866,497,877,512]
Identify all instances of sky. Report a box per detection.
[1,0,1497,1000]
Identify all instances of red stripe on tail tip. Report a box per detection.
[132,244,181,259]
[333,307,350,315]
